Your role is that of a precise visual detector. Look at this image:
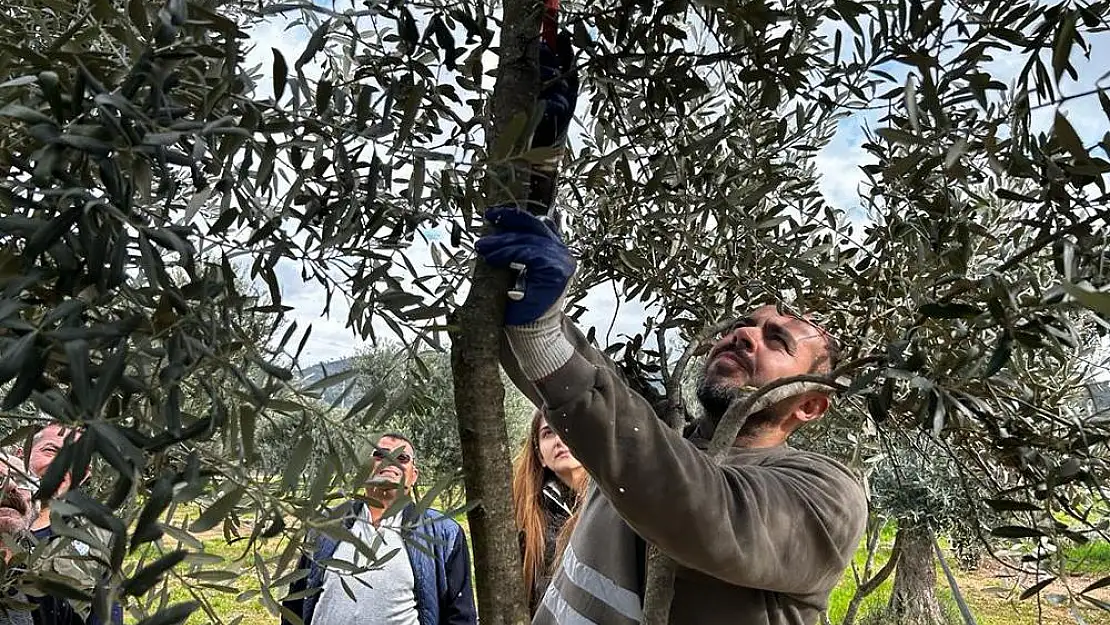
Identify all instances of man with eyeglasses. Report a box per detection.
[281,432,477,625]
[0,452,38,625]
[18,424,122,625]
[477,206,869,625]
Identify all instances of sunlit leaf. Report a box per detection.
[189,487,246,533]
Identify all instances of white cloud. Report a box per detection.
[815,116,876,219]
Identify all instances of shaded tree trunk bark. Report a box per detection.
[887,520,945,625]
[449,0,542,624]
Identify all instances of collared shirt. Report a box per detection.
[311,509,421,625]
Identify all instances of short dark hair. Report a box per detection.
[378,432,416,455]
[810,333,842,374]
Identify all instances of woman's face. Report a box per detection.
[537,418,582,481]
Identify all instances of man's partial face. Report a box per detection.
[698,305,831,416]
[29,425,81,497]
[0,457,35,536]
[369,436,418,490]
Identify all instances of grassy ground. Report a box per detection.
[1065,540,1110,576]
[826,532,1110,625]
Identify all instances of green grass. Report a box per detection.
[826,532,1110,625]
[125,534,279,625]
[1064,540,1110,576]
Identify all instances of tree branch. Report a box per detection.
[840,526,902,625]
[709,375,849,458]
[448,0,541,623]
[643,320,739,625]
[859,527,903,596]
[661,318,736,429]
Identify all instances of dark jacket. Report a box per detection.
[27,526,123,625]
[280,501,477,625]
[528,480,574,612]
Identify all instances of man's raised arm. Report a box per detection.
[478,206,866,593]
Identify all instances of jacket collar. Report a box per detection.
[342,499,423,529]
[542,479,573,516]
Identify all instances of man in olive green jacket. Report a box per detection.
[478,206,868,625]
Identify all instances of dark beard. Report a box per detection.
[695,374,784,440]
[695,374,734,426]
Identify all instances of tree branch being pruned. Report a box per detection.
[708,374,849,458]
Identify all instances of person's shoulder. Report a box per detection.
[305,500,359,543]
[774,447,868,502]
[416,506,460,527]
[407,506,467,546]
[778,446,861,475]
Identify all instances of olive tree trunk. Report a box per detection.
[449,0,543,623]
[887,521,945,625]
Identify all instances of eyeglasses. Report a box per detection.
[372,448,412,465]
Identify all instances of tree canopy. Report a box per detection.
[1,0,1109,623]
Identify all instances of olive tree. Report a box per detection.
[4,0,1110,623]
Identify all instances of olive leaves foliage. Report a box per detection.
[2,0,1110,621]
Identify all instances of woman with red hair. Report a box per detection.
[511,409,588,614]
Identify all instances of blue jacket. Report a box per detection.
[280,501,477,625]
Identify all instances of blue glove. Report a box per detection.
[476,205,575,326]
[533,32,577,149]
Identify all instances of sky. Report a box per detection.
[238,7,1110,370]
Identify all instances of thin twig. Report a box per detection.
[662,318,737,429]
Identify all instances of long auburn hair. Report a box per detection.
[511,408,586,604]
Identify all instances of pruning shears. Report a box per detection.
[508,0,567,302]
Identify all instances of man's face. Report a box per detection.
[698,305,830,416]
[369,436,418,490]
[29,425,80,496]
[0,458,35,536]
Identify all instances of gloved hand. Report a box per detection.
[476,205,575,326]
[476,205,576,380]
[533,31,577,149]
